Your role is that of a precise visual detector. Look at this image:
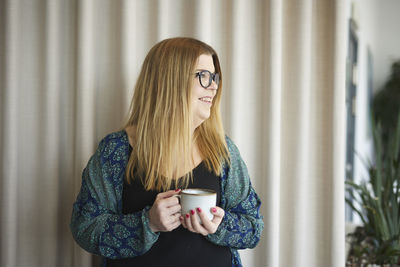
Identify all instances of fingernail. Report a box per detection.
[196,207,202,213]
[186,214,190,218]
[175,188,181,192]
[211,208,217,213]
[190,210,195,215]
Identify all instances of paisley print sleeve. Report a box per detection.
[70,133,159,259]
[206,136,264,250]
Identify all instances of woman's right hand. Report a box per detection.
[148,189,182,233]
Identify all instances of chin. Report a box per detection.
[200,113,211,122]
[194,115,210,128]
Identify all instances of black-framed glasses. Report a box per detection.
[195,70,220,89]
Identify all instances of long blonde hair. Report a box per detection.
[124,37,229,191]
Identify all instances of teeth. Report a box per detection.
[199,97,212,101]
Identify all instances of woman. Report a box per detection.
[70,37,263,267]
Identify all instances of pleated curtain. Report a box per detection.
[0,0,347,266]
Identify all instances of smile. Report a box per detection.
[199,96,213,104]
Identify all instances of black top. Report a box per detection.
[106,150,232,267]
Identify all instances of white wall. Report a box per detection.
[354,0,400,93]
[371,0,400,92]
[349,0,376,224]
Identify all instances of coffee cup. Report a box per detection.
[176,188,216,224]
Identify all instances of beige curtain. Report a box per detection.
[0,0,347,266]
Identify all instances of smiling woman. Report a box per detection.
[70,37,264,267]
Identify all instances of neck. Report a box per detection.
[192,120,203,135]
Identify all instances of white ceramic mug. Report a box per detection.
[176,188,217,224]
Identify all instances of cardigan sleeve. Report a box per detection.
[70,136,159,259]
[206,136,264,249]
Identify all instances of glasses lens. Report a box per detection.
[200,71,211,88]
[214,73,220,86]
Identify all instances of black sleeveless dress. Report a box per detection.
[106,151,232,267]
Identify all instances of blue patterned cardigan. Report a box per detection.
[70,131,264,267]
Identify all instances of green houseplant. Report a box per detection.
[372,60,400,145]
[346,113,400,266]
[346,59,400,266]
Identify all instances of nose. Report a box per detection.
[208,80,218,90]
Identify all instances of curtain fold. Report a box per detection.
[0,0,346,266]
[262,1,282,265]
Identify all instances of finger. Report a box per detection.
[164,216,181,232]
[171,212,182,223]
[184,213,194,232]
[179,216,187,228]
[168,204,181,215]
[163,212,180,226]
[190,210,208,236]
[211,207,224,224]
[158,213,179,232]
[196,208,215,233]
[170,220,181,231]
[169,213,182,225]
[156,189,181,200]
[155,196,180,211]
[162,196,180,208]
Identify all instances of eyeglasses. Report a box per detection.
[195,70,220,89]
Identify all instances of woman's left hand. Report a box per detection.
[180,207,224,236]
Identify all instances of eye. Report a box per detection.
[199,72,207,78]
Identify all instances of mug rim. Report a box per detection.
[181,188,216,196]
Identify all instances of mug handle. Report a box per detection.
[174,194,181,203]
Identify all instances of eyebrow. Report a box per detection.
[195,69,216,73]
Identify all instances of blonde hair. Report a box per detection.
[124,37,229,191]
